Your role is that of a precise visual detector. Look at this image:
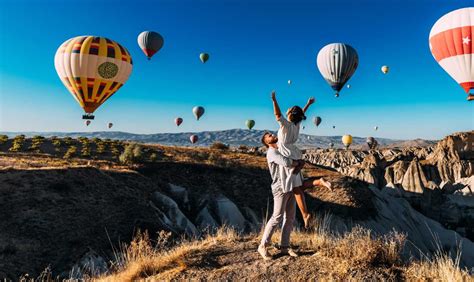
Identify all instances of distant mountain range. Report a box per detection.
[0,129,437,149]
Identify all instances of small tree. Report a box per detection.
[9,135,25,152]
[64,146,77,159]
[119,143,143,165]
[149,153,159,162]
[210,142,229,150]
[0,135,8,145]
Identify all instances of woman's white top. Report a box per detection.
[277,117,302,160]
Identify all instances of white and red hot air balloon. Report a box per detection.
[429,8,474,101]
[175,117,183,126]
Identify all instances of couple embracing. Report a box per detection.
[258,91,332,260]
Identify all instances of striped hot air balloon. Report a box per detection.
[317,43,359,97]
[54,36,133,119]
[429,8,474,100]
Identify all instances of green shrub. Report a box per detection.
[63,137,73,146]
[210,142,229,150]
[64,146,77,159]
[0,135,8,144]
[149,153,159,162]
[9,135,25,152]
[96,141,106,154]
[119,143,144,165]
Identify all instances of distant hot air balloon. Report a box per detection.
[175,117,183,126]
[137,31,164,60]
[246,119,255,130]
[329,142,334,148]
[342,134,353,149]
[190,135,198,144]
[332,125,336,129]
[288,80,292,85]
[200,53,209,63]
[429,8,474,101]
[54,36,133,120]
[347,84,351,88]
[381,65,389,74]
[374,126,378,131]
[313,116,322,127]
[108,122,113,129]
[366,136,378,150]
[193,106,205,120]
[317,43,359,97]
[302,126,306,130]
[85,120,91,126]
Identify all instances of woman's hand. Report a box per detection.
[271,90,276,101]
[307,97,315,105]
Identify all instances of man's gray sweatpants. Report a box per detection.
[260,190,296,248]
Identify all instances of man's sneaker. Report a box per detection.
[258,245,272,261]
[280,248,299,257]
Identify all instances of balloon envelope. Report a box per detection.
[313,116,322,127]
[429,8,474,95]
[54,36,133,116]
[342,134,353,149]
[381,66,389,74]
[85,120,91,126]
[190,135,198,144]
[108,122,113,129]
[374,126,378,131]
[245,119,255,130]
[200,53,209,63]
[192,106,205,120]
[317,43,359,95]
[137,31,164,59]
[288,80,292,85]
[175,117,183,126]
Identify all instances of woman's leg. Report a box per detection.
[293,186,311,229]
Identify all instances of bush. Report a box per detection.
[9,135,25,152]
[0,135,8,145]
[64,146,77,159]
[119,143,144,165]
[29,135,45,152]
[96,141,106,154]
[208,152,229,167]
[149,153,159,162]
[238,145,248,151]
[210,142,229,150]
[63,137,73,146]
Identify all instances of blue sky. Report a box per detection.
[0,0,472,139]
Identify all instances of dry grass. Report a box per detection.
[96,223,472,281]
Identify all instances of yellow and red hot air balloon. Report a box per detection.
[429,8,474,101]
[54,36,133,119]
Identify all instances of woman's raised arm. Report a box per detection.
[271,91,282,120]
[303,97,315,114]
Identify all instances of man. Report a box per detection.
[258,132,331,260]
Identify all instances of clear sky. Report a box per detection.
[0,0,473,140]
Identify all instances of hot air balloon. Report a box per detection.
[54,36,133,120]
[329,142,334,148]
[381,66,389,74]
[366,137,378,150]
[302,126,306,130]
[288,80,292,85]
[374,126,378,131]
[108,122,113,129]
[85,120,91,126]
[317,43,359,97]
[429,8,474,101]
[193,106,205,120]
[313,116,322,127]
[332,125,336,129]
[246,119,255,130]
[137,31,164,60]
[347,84,351,88]
[200,53,209,63]
[190,135,198,144]
[175,117,183,126]
[342,134,352,149]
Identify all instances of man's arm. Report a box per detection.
[268,149,299,168]
[302,97,315,114]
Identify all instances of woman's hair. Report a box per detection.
[286,106,306,124]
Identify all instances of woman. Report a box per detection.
[271,90,331,228]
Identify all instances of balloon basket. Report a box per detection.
[82,114,95,120]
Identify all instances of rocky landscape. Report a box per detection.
[0,131,472,280]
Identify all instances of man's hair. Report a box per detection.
[261,132,270,148]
